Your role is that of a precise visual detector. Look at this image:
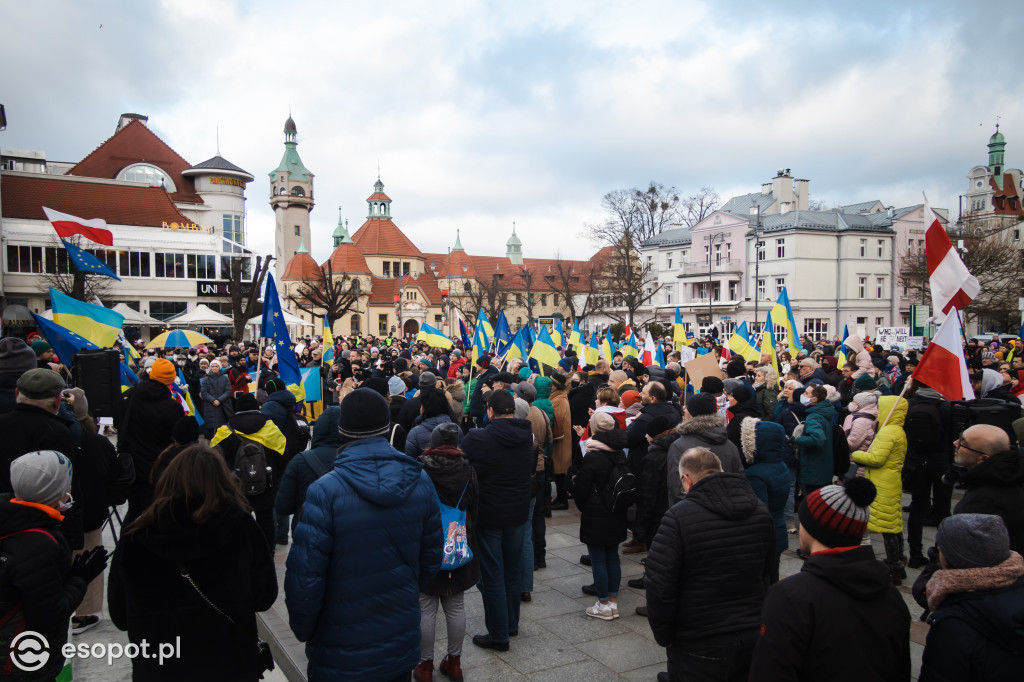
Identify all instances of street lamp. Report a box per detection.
[753,206,763,330]
[705,232,727,333]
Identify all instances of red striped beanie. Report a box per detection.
[798,478,876,548]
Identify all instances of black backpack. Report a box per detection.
[951,399,1023,446]
[602,458,638,513]
[904,400,945,452]
[231,430,271,496]
[832,423,852,477]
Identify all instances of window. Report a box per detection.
[186,254,216,279]
[729,281,738,300]
[726,243,732,261]
[775,238,785,258]
[858,277,867,298]
[516,294,523,305]
[405,291,417,301]
[681,250,689,262]
[118,251,151,277]
[704,245,710,264]
[149,301,187,322]
[383,262,390,277]
[117,163,176,192]
[877,240,884,258]
[666,252,673,269]
[463,282,471,293]
[403,262,410,277]
[757,278,766,299]
[646,255,653,268]
[44,247,73,275]
[666,289,673,304]
[541,294,547,306]
[291,186,305,196]
[876,277,884,298]
[5,245,43,273]
[714,243,722,265]
[757,242,765,261]
[856,316,867,325]
[378,314,388,335]
[859,239,867,257]
[712,282,721,301]
[775,277,785,297]
[222,214,244,252]
[349,315,360,334]
[393,262,401,277]
[154,253,187,278]
[697,282,708,300]
[220,256,251,281]
[516,317,522,328]
[803,318,829,340]
[553,294,559,306]
[875,317,884,327]
[294,225,300,236]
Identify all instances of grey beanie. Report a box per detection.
[723,378,745,396]
[388,375,406,396]
[0,338,37,376]
[450,348,462,359]
[429,422,462,448]
[11,450,73,507]
[852,392,878,409]
[419,371,437,389]
[514,397,530,420]
[936,514,1012,569]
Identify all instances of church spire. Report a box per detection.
[295,235,308,254]
[505,222,523,264]
[453,228,464,252]
[333,206,353,246]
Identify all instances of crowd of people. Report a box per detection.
[0,324,1022,681]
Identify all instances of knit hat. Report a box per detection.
[798,478,877,548]
[982,351,997,361]
[620,390,642,407]
[558,357,575,373]
[62,387,89,421]
[338,388,392,439]
[701,376,724,395]
[723,378,744,396]
[514,397,530,419]
[726,358,747,378]
[646,415,677,439]
[589,411,615,434]
[149,358,177,385]
[419,371,437,389]
[10,450,73,507]
[362,377,390,398]
[16,369,65,399]
[852,392,878,409]
[430,421,463,448]
[518,367,532,381]
[234,393,260,412]
[0,338,37,375]
[936,514,1011,569]
[265,377,287,394]
[550,373,567,390]
[388,376,406,396]
[172,416,200,444]
[486,388,516,415]
[685,392,717,417]
[512,381,537,402]
[853,374,877,391]
[30,340,52,358]
[729,384,754,404]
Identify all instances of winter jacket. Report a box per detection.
[905,388,954,471]
[261,389,308,460]
[846,334,874,378]
[527,405,552,472]
[405,414,453,459]
[726,388,761,456]
[275,407,343,520]
[749,545,911,682]
[468,366,498,423]
[919,567,1024,681]
[285,436,443,681]
[77,431,119,532]
[199,371,232,433]
[549,386,573,475]
[741,419,791,555]
[755,382,779,421]
[0,496,86,682]
[446,356,467,379]
[572,429,629,547]
[852,395,907,534]
[228,367,251,398]
[795,400,835,487]
[626,400,682,471]
[462,417,535,530]
[108,501,278,681]
[952,448,1024,554]
[666,414,742,503]
[420,448,480,597]
[644,472,775,646]
[211,411,287,512]
[773,396,806,470]
[533,377,555,431]
[444,380,465,421]
[636,430,679,545]
[568,382,596,426]
[842,397,878,452]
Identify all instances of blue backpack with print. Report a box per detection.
[434,482,473,570]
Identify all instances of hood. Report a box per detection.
[936,576,1024,655]
[416,414,452,431]
[915,386,945,402]
[135,501,256,562]
[686,472,760,520]
[310,406,343,449]
[446,381,466,401]
[803,545,894,600]
[133,377,174,403]
[265,388,297,412]
[650,430,681,452]
[845,334,865,353]
[533,376,552,400]
[227,409,270,434]
[590,427,627,451]
[336,437,426,507]
[676,413,728,444]
[965,447,1024,487]
[877,395,907,427]
[742,418,786,465]
[980,368,1004,396]
[806,400,835,419]
[848,401,879,417]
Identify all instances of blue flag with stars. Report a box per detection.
[260,273,302,388]
[60,238,120,281]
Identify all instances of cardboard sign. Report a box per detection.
[875,327,910,349]
[905,336,925,350]
[683,351,724,391]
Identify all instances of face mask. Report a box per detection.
[800,395,812,406]
[57,493,74,513]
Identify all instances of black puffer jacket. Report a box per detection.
[116,378,185,518]
[644,472,775,646]
[77,431,119,531]
[421,447,480,597]
[572,429,629,547]
[275,407,343,520]
[726,385,761,458]
[954,448,1024,553]
[626,400,681,470]
[636,430,679,546]
[666,414,743,503]
[462,417,534,530]
[749,546,911,682]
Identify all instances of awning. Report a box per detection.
[2,304,35,326]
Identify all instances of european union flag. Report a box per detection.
[260,274,302,388]
[60,238,120,281]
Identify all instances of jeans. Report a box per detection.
[784,468,798,521]
[419,592,465,661]
[476,523,527,642]
[587,544,621,601]
[532,471,547,563]
[521,497,536,593]
[666,630,758,682]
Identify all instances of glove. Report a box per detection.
[70,546,109,584]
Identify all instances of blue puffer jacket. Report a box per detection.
[741,419,791,554]
[284,437,443,681]
[405,414,453,459]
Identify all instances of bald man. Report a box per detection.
[952,424,1024,553]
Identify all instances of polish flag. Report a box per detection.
[42,207,114,246]
[912,309,974,401]
[641,331,656,366]
[624,322,633,341]
[924,199,979,320]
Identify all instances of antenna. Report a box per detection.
[377,160,381,180]
[996,114,1002,132]
[216,126,220,156]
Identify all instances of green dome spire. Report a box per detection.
[452,229,464,252]
[295,235,309,254]
[332,207,353,246]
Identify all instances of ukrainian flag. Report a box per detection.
[601,328,614,361]
[50,287,123,348]
[760,314,779,371]
[417,323,454,350]
[569,319,583,350]
[621,333,639,360]
[323,322,335,365]
[495,311,512,356]
[503,328,528,362]
[771,287,800,356]
[673,307,691,347]
[585,331,600,367]
[471,319,490,366]
[528,325,562,373]
[655,343,666,368]
[836,324,849,368]
[728,321,759,361]
[477,313,494,345]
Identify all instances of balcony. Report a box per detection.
[677,259,745,276]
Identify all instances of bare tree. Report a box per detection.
[681,186,721,227]
[223,255,273,341]
[515,267,538,324]
[453,274,510,330]
[38,236,114,301]
[807,197,829,211]
[543,253,600,322]
[287,260,361,330]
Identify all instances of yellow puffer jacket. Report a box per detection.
[851,395,907,534]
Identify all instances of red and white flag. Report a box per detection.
[42,207,114,246]
[912,309,974,401]
[924,198,979,320]
[641,331,656,366]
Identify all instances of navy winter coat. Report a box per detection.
[741,419,791,554]
[462,417,534,530]
[285,436,442,681]
[200,371,232,432]
[405,414,453,459]
[275,407,343,519]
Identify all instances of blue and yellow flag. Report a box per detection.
[601,327,614,361]
[673,307,691,347]
[728,321,759,361]
[836,324,850,369]
[50,288,123,348]
[568,319,583,350]
[771,287,800,356]
[655,342,666,368]
[553,318,565,346]
[300,367,323,402]
[32,313,138,389]
[60,238,120,281]
[260,274,303,393]
[323,322,335,365]
[471,319,490,366]
[585,330,600,367]
[760,314,779,371]
[528,325,562,373]
[417,323,455,350]
[503,327,528,362]
[457,314,473,350]
[477,313,494,346]
[621,332,639,359]
[494,311,512,356]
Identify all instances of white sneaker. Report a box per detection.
[609,602,620,619]
[586,601,615,621]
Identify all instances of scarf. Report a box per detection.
[926,551,1024,611]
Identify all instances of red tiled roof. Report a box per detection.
[282,251,320,280]
[351,218,424,257]
[463,255,595,291]
[1,172,194,227]
[367,273,444,306]
[67,119,203,204]
[322,242,371,275]
[423,250,479,278]
[366,192,391,202]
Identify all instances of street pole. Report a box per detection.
[447,247,453,338]
[754,206,761,330]
[706,232,726,336]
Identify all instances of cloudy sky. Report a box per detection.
[3,0,1021,265]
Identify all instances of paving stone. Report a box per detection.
[529,659,629,681]
[545,530,586,550]
[576,631,668,673]
[494,630,588,674]
[532,554,590,580]
[621,662,668,681]
[535,610,631,644]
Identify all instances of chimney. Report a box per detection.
[772,170,796,208]
[761,183,772,195]
[794,178,810,210]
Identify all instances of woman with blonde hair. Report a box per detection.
[753,364,780,421]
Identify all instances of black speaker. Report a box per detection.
[73,348,121,418]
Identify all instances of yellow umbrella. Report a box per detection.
[145,329,214,349]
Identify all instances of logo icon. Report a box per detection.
[10,631,49,672]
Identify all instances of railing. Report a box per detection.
[679,259,745,275]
